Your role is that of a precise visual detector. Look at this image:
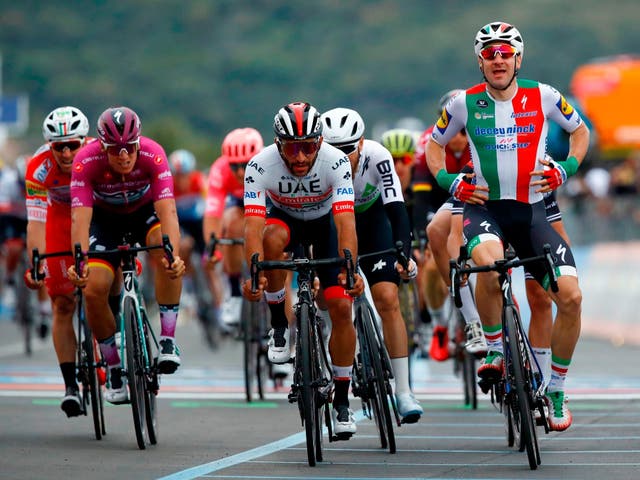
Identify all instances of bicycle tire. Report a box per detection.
[123,296,147,450]
[241,299,258,402]
[82,319,104,440]
[462,349,478,410]
[359,302,396,453]
[313,317,332,462]
[299,302,318,466]
[142,309,158,445]
[16,274,34,356]
[505,306,539,470]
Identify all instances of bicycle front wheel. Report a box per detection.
[505,306,540,470]
[123,297,147,450]
[241,299,259,402]
[142,309,158,445]
[359,302,396,453]
[82,319,105,440]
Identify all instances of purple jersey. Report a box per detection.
[71,137,174,213]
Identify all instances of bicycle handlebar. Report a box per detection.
[450,243,559,308]
[250,249,356,293]
[31,248,72,282]
[206,233,244,258]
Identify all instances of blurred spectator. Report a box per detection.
[609,150,640,196]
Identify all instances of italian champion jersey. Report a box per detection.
[430,79,583,203]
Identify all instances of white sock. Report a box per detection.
[458,283,480,325]
[532,347,552,387]
[391,357,411,396]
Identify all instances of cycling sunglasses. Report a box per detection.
[51,140,83,152]
[480,43,518,60]
[103,141,139,156]
[229,162,249,172]
[393,154,413,166]
[335,142,359,155]
[278,139,320,157]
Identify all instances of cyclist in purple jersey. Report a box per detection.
[68,106,186,404]
[426,22,590,432]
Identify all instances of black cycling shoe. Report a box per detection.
[60,387,82,418]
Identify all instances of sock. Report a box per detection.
[532,347,552,386]
[265,289,287,329]
[98,335,120,368]
[159,303,179,338]
[458,283,480,325]
[228,274,242,297]
[391,357,411,396]
[332,367,352,407]
[547,355,571,393]
[60,362,77,390]
[483,324,503,353]
[428,306,446,327]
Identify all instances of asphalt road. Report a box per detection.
[1,306,639,480]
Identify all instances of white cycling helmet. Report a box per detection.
[168,149,196,174]
[42,106,89,141]
[474,21,524,57]
[320,108,365,146]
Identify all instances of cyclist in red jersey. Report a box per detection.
[203,128,263,327]
[68,106,186,405]
[23,106,92,417]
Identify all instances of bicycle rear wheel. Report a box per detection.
[16,276,35,356]
[123,297,147,450]
[359,302,396,453]
[505,306,540,470]
[298,303,319,466]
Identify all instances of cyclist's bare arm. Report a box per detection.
[154,197,185,277]
[25,220,46,287]
[333,211,364,296]
[202,214,222,267]
[69,206,93,285]
[242,215,267,300]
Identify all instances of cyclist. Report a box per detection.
[168,149,212,334]
[68,106,186,404]
[379,129,430,351]
[426,21,590,431]
[203,128,263,328]
[242,101,364,438]
[419,91,487,358]
[23,107,94,417]
[321,107,423,423]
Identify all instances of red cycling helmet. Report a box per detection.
[97,106,141,145]
[273,102,323,140]
[222,128,264,163]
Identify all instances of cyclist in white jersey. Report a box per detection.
[426,21,590,432]
[243,102,364,438]
[321,107,423,423]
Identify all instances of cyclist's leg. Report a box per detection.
[220,205,245,325]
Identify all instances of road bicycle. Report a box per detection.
[81,234,174,449]
[352,241,416,454]
[31,247,106,439]
[208,234,272,402]
[450,244,557,470]
[250,247,355,467]
[447,299,479,410]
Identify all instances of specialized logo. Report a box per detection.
[521,94,528,110]
[555,243,567,263]
[480,220,492,232]
[371,259,386,272]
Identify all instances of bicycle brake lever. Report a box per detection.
[162,234,175,266]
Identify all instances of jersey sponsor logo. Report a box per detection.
[331,157,350,170]
[520,94,528,110]
[25,181,47,197]
[278,179,322,195]
[336,187,353,195]
[485,142,530,151]
[34,159,53,182]
[375,159,398,198]
[70,179,85,188]
[557,95,575,121]
[332,200,354,214]
[510,111,537,118]
[245,205,266,217]
[73,163,84,173]
[474,124,535,136]
[371,259,386,272]
[474,112,495,120]
[245,175,255,184]
[244,191,258,199]
[247,159,265,175]
[361,155,371,173]
[158,170,172,180]
[436,109,451,134]
[155,155,164,165]
[476,99,489,108]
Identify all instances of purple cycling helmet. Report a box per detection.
[97,106,141,145]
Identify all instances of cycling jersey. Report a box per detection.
[204,155,243,219]
[244,143,355,221]
[431,79,583,203]
[71,137,174,213]
[174,170,206,222]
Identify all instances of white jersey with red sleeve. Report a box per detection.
[243,143,354,221]
[204,155,244,219]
